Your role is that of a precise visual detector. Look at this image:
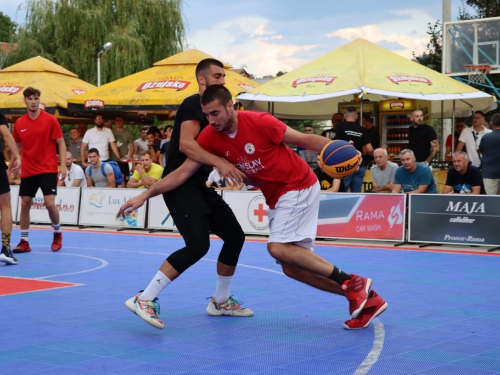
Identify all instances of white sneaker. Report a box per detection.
[125,291,164,329]
[0,246,18,265]
[206,296,253,317]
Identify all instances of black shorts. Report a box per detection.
[163,178,229,231]
[118,162,130,180]
[19,173,58,197]
[0,168,10,195]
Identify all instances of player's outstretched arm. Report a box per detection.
[117,158,202,217]
[282,127,331,153]
[0,125,21,174]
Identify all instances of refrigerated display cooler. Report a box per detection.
[378,99,432,160]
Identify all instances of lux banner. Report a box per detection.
[409,194,500,246]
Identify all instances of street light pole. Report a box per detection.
[97,42,113,87]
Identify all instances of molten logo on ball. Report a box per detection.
[319,140,360,179]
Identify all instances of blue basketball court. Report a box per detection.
[1,227,500,375]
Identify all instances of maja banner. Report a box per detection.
[409,194,500,246]
[317,193,406,241]
[17,187,80,225]
[79,188,146,228]
[223,191,270,235]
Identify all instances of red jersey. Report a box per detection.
[13,110,63,178]
[197,111,317,209]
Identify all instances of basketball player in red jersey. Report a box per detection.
[119,85,387,329]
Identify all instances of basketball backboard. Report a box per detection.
[443,16,500,76]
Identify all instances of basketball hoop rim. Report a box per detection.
[464,64,491,74]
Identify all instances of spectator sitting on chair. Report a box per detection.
[58,152,87,188]
[391,149,437,194]
[85,148,116,188]
[127,151,163,189]
[370,148,398,193]
[443,151,484,194]
[445,120,466,160]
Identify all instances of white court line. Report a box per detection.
[30,253,109,280]
[52,245,385,372]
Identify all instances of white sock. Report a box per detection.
[21,230,29,242]
[52,223,61,233]
[214,275,233,303]
[139,271,171,300]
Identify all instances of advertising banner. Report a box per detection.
[317,193,406,241]
[17,187,80,225]
[79,188,146,228]
[409,194,500,246]
[0,185,20,222]
[223,191,270,235]
[147,195,176,231]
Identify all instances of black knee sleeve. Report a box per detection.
[217,226,245,267]
[167,236,210,274]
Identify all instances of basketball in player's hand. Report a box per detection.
[318,140,360,179]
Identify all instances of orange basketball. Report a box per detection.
[318,140,360,179]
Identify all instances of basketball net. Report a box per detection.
[464,64,491,84]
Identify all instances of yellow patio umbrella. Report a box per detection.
[0,56,96,122]
[238,38,497,119]
[67,49,259,120]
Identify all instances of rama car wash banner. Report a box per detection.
[317,193,406,241]
[409,194,500,246]
[79,188,146,228]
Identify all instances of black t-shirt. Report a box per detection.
[0,112,8,169]
[321,128,336,140]
[408,124,437,162]
[445,164,485,194]
[313,167,346,192]
[333,121,371,153]
[163,94,211,182]
[363,126,380,164]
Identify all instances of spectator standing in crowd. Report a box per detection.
[296,125,318,163]
[408,109,439,164]
[58,152,87,188]
[361,114,380,166]
[443,151,484,194]
[370,148,398,193]
[0,111,21,265]
[334,106,373,192]
[12,87,66,253]
[445,120,466,160]
[67,127,85,168]
[456,111,491,168]
[133,126,150,158]
[313,154,344,192]
[110,116,134,187]
[127,151,163,189]
[321,112,343,140]
[391,149,437,194]
[85,148,116,188]
[478,113,500,195]
[159,125,173,167]
[146,129,160,163]
[81,114,120,167]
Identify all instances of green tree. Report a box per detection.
[412,21,442,72]
[9,0,185,85]
[0,11,17,42]
[458,0,500,19]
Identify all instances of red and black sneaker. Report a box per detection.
[343,290,388,330]
[342,274,372,318]
[13,239,31,253]
[51,233,63,251]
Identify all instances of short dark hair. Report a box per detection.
[362,113,372,123]
[141,126,150,132]
[88,148,100,155]
[23,87,41,98]
[195,58,224,79]
[474,111,485,118]
[139,150,150,157]
[346,106,357,114]
[201,84,232,106]
[146,129,156,136]
[164,125,173,132]
[491,113,500,128]
[95,113,105,120]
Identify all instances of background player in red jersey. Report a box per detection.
[12,87,66,253]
